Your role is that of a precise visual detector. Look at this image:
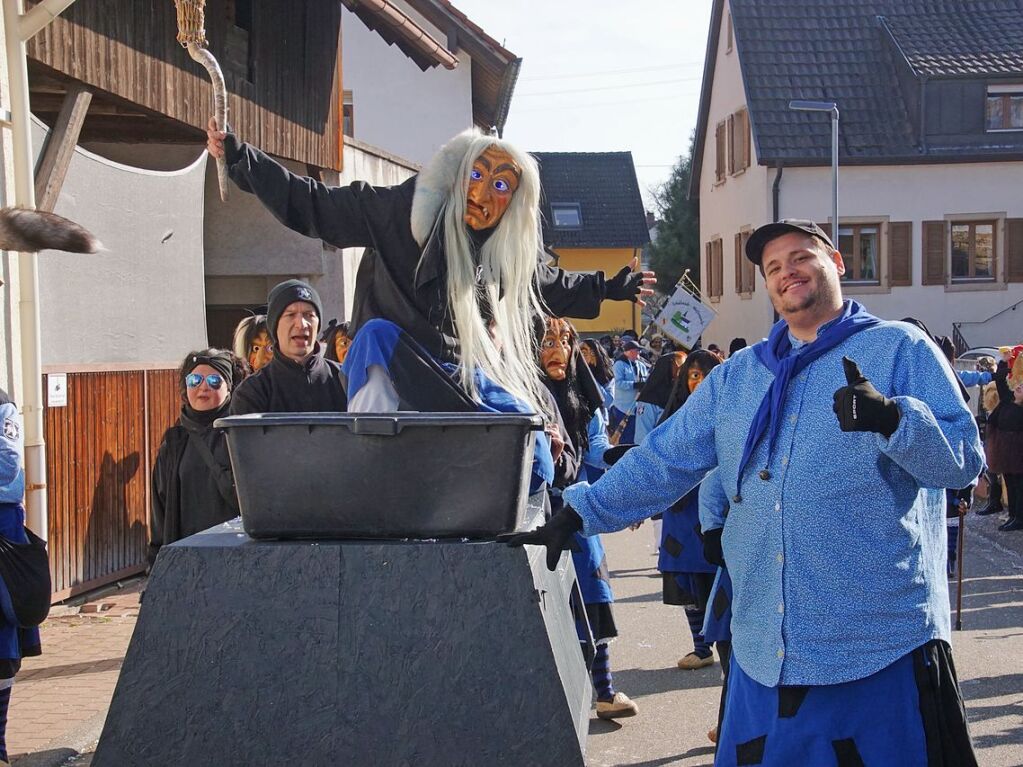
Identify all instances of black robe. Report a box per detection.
[225,139,609,364]
[149,403,239,566]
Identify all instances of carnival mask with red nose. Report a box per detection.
[464,146,521,231]
[540,318,573,381]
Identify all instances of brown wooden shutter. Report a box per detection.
[1007,218,1023,283]
[715,239,724,297]
[742,111,751,169]
[736,231,744,294]
[922,221,947,285]
[715,122,726,182]
[705,242,714,296]
[727,114,736,175]
[888,221,912,287]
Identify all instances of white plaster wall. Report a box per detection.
[779,162,1023,346]
[31,120,208,367]
[698,0,775,349]
[341,1,473,166]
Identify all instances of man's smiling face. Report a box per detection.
[761,232,845,319]
[464,146,521,231]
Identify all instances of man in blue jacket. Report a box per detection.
[510,220,983,766]
[609,340,650,443]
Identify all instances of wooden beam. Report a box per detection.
[33,84,91,212]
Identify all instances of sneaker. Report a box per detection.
[998,518,1023,532]
[596,692,639,720]
[708,726,718,744]
[677,652,715,670]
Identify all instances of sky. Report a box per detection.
[453,0,714,211]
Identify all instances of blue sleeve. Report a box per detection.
[0,402,25,504]
[879,337,984,492]
[564,363,722,535]
[602,382,615,410]
[698,468,729,532]
[957,370,992,388]
[613,360,635,389]
[584,410,611,469]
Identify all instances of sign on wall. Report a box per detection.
[47,373,68,407]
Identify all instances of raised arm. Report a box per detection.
[207,119,411,250]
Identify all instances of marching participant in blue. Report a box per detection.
[509,220,983,766]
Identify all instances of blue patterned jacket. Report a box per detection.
[565,320,983,687]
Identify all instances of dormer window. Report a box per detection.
[986,84,1023,132]
[551,203,582,229]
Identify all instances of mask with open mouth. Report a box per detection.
[464,146,521,231]
[540,317,573,381]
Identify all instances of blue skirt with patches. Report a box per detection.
[715,641,977,767]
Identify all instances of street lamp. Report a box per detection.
[789,100,839,235]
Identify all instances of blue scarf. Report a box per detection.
[737,300,882,489]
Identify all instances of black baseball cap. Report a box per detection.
[745,219,835,266]
[622,340,642,352]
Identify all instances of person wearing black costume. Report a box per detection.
[150,349,248,566]
[206,121,653,419]
[539,317,637,720]
[230,280,348,415]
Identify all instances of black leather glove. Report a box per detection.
[832,357,901,438]
[502,506,583,571]
[994,360,1010,382]
[703,527,725,567]
[605,264,645,302]
[603,443,637,466]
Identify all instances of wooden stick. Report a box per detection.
[185,43,229,202]
[955,500,966,631]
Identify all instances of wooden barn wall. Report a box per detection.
[26,0,342,170]
[44,369,180,600]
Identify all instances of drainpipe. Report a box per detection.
[772,163,784,222]
[2,0,78,538]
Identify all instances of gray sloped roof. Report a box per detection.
[532,152,650,249]
[689,0,1023,197]
[884,3,1023,77]
[730,0,921,163]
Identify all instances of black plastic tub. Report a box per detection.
[215,412,545,540]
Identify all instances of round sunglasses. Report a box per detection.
[185,373,225,390]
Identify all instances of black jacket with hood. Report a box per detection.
[224,135,609,364]
[149,402,239,566]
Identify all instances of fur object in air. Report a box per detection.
[0,208,101,254]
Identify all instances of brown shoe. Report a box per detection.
[596,691,639,720]
[707,725,718,743]
[677,652,715,670]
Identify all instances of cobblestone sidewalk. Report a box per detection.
[9,581,141,766]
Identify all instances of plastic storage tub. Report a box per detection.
[215,412,544,540]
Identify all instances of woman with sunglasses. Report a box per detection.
[148,349,248,567]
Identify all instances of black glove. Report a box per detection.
[994,360,1010,382]
[605,264,645,302]
[502,506,583,571]
[703,527,725,567]
[603,443,637,466]
[832,357,901,438]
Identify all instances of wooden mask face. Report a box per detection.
[464,146,521,231]
[540,318,573,381]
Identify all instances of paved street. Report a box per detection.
[8,512,1023,767]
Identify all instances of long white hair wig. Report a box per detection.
[411,129,550,416]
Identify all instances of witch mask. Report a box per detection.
[465,146,521,231]
[540,318,573,381]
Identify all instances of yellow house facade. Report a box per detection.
[534,151,650,336]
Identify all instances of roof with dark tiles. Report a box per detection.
[532,152,650,249]
[883,4,1023,77]
[690,0,1023,196]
